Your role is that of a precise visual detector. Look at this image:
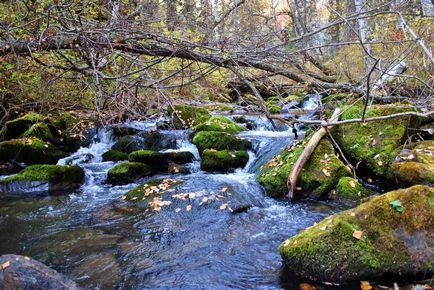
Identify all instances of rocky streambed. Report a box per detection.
[0,96,433,289]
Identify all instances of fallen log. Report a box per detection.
[286,108,340,199]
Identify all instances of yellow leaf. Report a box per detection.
[352,230,363,240]
[349,180,356,188]
[1,261,11,270]
[121,195,126,200]
[360,281,372,290]
[377,160,383,166]
[322,168,331,177]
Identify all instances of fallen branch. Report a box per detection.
[286,108,340,199]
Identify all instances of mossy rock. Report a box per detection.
[393,141,434,186]
[107,162,154,185]
[332,104,418,182]
[0,165,84,196]
[123,178,182,203]
[128,150,194,170]
[194,116,247,134]
[167,105,211,129]
[51,112,79,130]
[201,149,249,173]
[0,112,46,141]
[266,97,282,114]
[21,122,55,142]
[192,131,251,154]
[279,185,434,284]
[0,138,67,165]
[257,137,351,198]
[202,104,233,112]
[102,150,129,162]
[335,177,374,200]
[111,135,145,153]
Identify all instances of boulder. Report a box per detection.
[201,149,249,173]
[21,122,55,143]
[0,138,67,165]
[0,165,85,198]
[167,104,211,129]
[138,130,177,150]
[257,137,351,198]
[111,135,146,153]
[193,116,246,134]
[168,163,191,175]
[0,112,46,141]
[0,254,81,290]
[106,162,154,185]
[102,150,129,162]
[334,177,375,200]
[333,104,418,182]
[128,150,194,170]
[279,185,434,284]
[192,131,251,154]
[123,178,182,202]
[109,125,141,138]
[393,141,434,186]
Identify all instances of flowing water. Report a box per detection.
[0,99,354,289]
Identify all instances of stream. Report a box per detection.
[0,97,352,289]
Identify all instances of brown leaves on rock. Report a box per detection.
[352,230,363,240]
[0,260,11,270]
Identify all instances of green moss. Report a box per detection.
[51,112,79,130]
[107,162,154,185]
[102,150,129,162]
[0,164,84,184]
[21,122,54,142]
[0,112,46,141]
[201,149,249,172]
[257,137,351,198]
[333,104,417,182]
[266,97,282,114]
[193,116,247,133]
[336,177,374,200]
[202,104,233,112]
[0,138,67,164]
[168,105,211,129]
[279,185,434,284]
[192,131,251,154]
[163,151,194,164]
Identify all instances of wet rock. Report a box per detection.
[168,163,191,175]
[192,131,251,154]
[107,162,154,185]
[111,135,146,153]
[124,178,182,202]
[193,116,247,134]
[102,150,128,162]
[0,164,85,198]
[167,104,211,129]
[0,254,81,290]
[128,150,194,171]
[279,185,434,284]
[109,125,141,138]
[201,149,249,173]
[0,138,67,165]
[0,112,46,141]
[72,253,122,290]
[230,203,253,214]
[63,153,94,165]
[138,130,177,150]
[21,122,55,143]
[332,104,419,182]
[156,120,171,130]
[257,137,351,198]
[393,141,434,186]
[232,116,255,130]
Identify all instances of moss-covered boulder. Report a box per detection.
[279,185,434,284]
[123,178,182,203]
[168,105,211,129]
[128,150,194,171]
[193,116,246,134]
[257,138,351,198]
[335,177,374,200]
[51,112,79,130]
[21,122,55,142]
[106,162,154,185]
[201,149,249,173]
[393,141,434,186]
[333,104,417,182]
[192,131,251,154]
[0,112,46,141]
[0,165,84,197]
[111,135,145,153]
[102,150,129,162]
[0,138,67,165]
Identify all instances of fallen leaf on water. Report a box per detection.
[0,261,10,270]
[186,204,192,211]
[349,180,356,188]
[175,207,181,213]
[322,168,331,177]
[220,203,228,210]
[352,230,363,240]
[220,187,228,193]
[360,281,372,290]
[121,195,126,200]
[299,282,316,290]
